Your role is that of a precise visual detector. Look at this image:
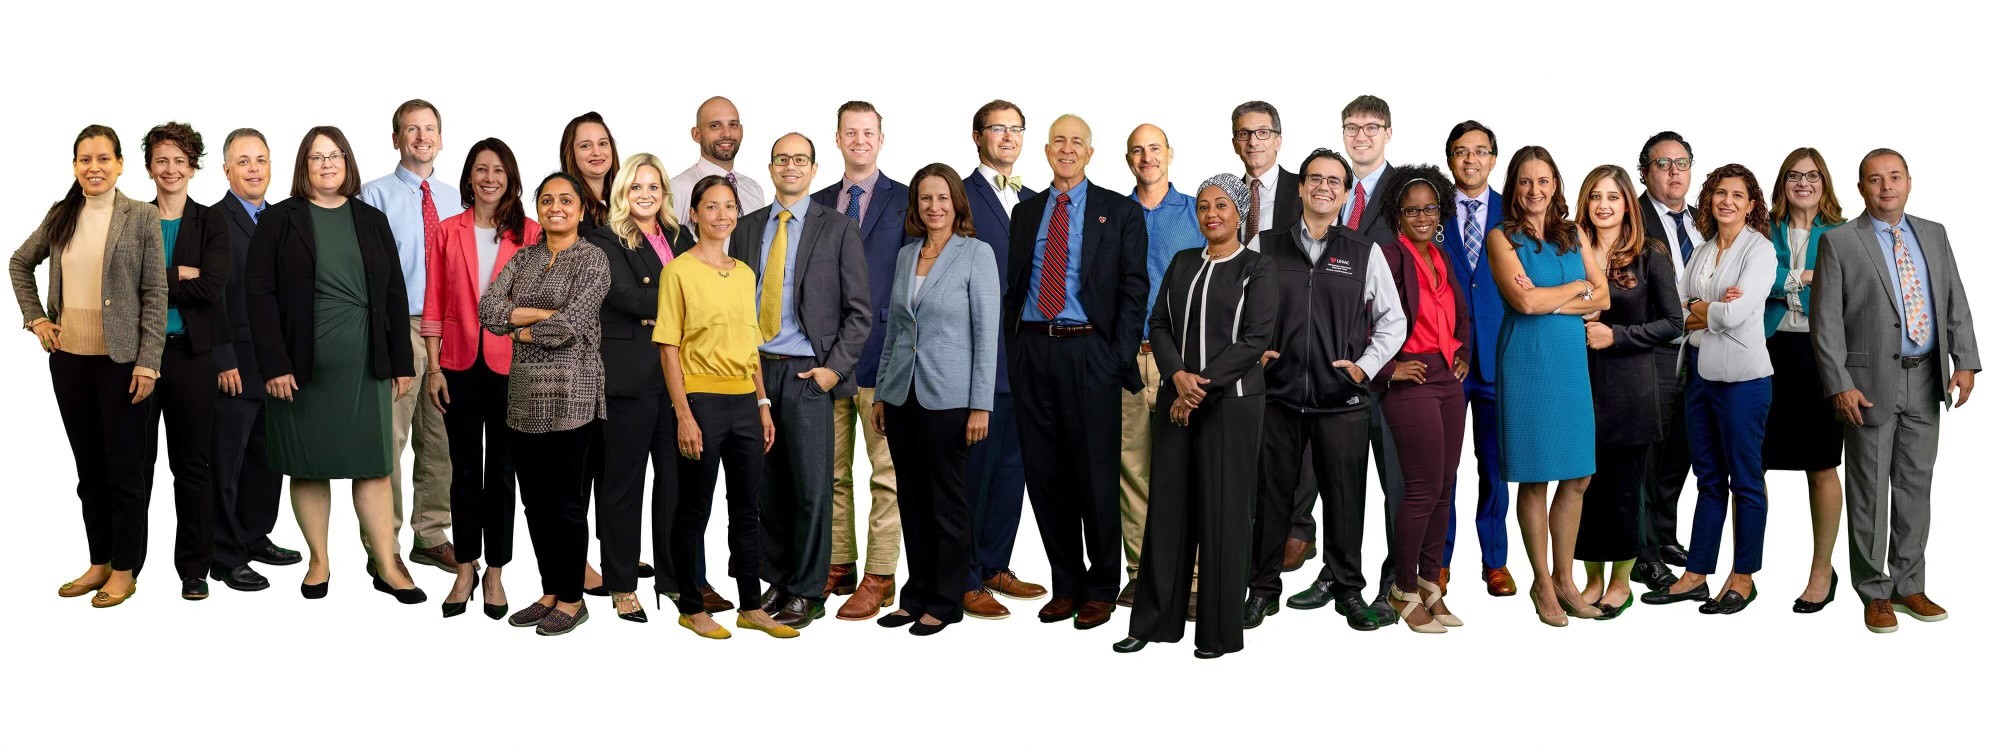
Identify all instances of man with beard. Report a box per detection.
[671,96,769,224]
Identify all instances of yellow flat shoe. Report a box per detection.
[736,613,799,639]
[58,578,106,598]
[678,614,731,640]
[91,584,137,609]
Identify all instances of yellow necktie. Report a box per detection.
[760,210,792,341]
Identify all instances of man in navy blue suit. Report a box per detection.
[961,100,1047,620]
[1438,120,1516,597]
[811,101,912,621]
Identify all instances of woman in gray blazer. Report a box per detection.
[869,164,999,636]
[10,125,167,608]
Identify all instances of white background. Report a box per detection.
[6,1,1994,747]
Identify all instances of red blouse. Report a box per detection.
[1399,235,1461,367]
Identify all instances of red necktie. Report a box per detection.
[419,180,441,262]
[1036,193,1072,320]
[1346,181,1367,231]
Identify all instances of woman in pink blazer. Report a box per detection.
[422,138,542,619]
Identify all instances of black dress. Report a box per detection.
[1578,247,1681,562]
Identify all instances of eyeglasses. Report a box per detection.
[1785,170,1823,184]
[1451,147,1494,160]
[1343,123,1386,137]
[1650,157,1692,172]
[306,151,345,165]
[1233,128,1279,142]
[1399,204,1441,218]
[770,154,813,167]
[981,125,1027,136]
[1304,175,1345,189]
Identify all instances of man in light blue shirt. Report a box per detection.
[1024,180,1089,325]
[356,99,461,574]
[1871,215,1935,358]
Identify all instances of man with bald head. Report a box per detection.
[671,96,769,224]
[1001,114,1149,631]
[1114,123,1200,608]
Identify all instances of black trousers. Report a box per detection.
[884,393,972,622]
[1130,396,1261,653]
[599,389,677,592]
[443,358,515,567]
[670,392,765,615]
[513,422,596,604]
[51,351,159,573]
[1367,398,1407,601]
[1011,334,1124,603]
[1580,441,1649,562]
[212,392,282,568]
[150,340,217,580]
[1644,360,1690,562]
[1252,404,1368,600]
[758,356,835,602]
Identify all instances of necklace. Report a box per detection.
[919,247,943,260]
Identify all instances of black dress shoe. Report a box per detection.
[1193,648,1225,659]
[1367,591,1398,624]
[1632,562,1678,591]
[878,611,919,628]
[1659,543,1690,568]
[210,564,271,592]
[1285,581,1340,610]
[1333,594,1381,632]
[371,575,428,605]
[249,543,302,566]
[182,577,209,600]
[1641,582,1709,605]
[759,587,784,614]
[1794,570,1838,614]
[301,581,328,599]
[772,595,825,628]
[1699,585,1757,615]
[1243,596,1278,629]
[1112,637,1148,653]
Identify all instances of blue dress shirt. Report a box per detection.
[1025,179,1089,324]
[1871,215,1936,356]
[757,196,816,357]
[233,192,264,223]
[1131,183,1202,319]
[359,165,464,315]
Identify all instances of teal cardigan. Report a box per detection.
[1765,216,1840,336]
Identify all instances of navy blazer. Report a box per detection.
[1352,163,1403,250]
[1000,180,1150,394]
[211,192,263,396]
[812,174,911,388]
[964,167,1037,395]
[1441,187,1506,382]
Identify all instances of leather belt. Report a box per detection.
[1899,352,1934,369]
[759,352,810,361]
[1021,322,1096,338]
[1138,341,1153,354]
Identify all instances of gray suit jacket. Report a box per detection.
[728,199,874,399]
[874,234,1000,412]
[1811,213,1980,425]
[10,190,168,371]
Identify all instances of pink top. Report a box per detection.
[644,232,673,267]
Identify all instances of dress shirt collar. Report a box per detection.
[1132,182,1190,212]
[693,157,738,180]
[841,170,879,196]
[231,190,265,221]
[769,194,811,224]
[394,164,436,192]
[1869,214,1913,238]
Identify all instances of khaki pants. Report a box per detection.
[1118,349,1161,577]
[832,387,899,575]
[366,317,452,552]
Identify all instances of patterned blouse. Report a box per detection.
[480,235,611,433]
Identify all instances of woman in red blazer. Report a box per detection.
[422,138,541,619]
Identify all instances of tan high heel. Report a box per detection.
[1389,585,1446,634]
[1418,578,1463,627]
[1529,580,1568,627]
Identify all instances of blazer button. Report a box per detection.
[642,277,651,284]
[104,299,112,306]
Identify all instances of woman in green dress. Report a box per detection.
[245,126,422,603]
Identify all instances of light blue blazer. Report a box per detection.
[874,233,1000,411]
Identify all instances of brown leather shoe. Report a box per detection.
[410,543,461,574]
[699,585,734,615]
[824,563,857,598]
[1075,600,1114,630]
[1865,598,1899,633]
[1038,597,1076,623]
[1483,567,1518,597]
[1283,538,1313,572]
[836,574,894,620]
[1115,578,1138,608]
[983,570,1047,600]
[1891,592,1948,622]
[962,590,1011,619]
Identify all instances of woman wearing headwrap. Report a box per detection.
[1113,174,1276,659]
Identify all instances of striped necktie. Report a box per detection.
[1461,199,1483,269]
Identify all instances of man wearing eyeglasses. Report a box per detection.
[1437,120,1517,598]
[1113,123,1202,610]
[961,100,1048,619]
[731,133,874,629]
[671,96,770,225]
[357,99,462,578]
[1632,130,1702,591]
[1001,114,1149,632]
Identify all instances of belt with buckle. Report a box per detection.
[1138,341,1153,354]
[1899,352,1933,369]
[1021,322,1096,338]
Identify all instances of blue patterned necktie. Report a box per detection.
[1668,208,1695,262]
[1461,199,1482,269]
[846,185,863,221]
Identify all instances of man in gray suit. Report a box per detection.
[1811,148,1979,634]
[730,132,874,629]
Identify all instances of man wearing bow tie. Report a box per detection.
[1633,130,1701,591]
[670,96,770,225]
[1001,114,1149,631]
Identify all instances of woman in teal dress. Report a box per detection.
[245,126,422,603]
[1485,145,1610,627]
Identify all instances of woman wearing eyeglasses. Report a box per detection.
[1763,148,1845,614]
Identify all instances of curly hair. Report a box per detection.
[1377,163,1455,242]
[143,121,205,170]
[1575,165,1657,290]
[1693,163,1771,237]
[1498,146,1577,252]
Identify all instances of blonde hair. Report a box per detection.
[607,153,677,249]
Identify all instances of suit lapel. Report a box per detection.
[103,194,130,279]
[915,235,966,311]
[1854,219,1898,309]
[220,192,256,238]
[860,180,893,238]
[969,172,1005,232]
[1078,185,1101,294]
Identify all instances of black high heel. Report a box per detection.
[1794,570,1838,614]
[372,574,428,605]
[443,570,479,618]
[614,592,649,623]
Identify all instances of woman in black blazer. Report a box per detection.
[245,125,422,604]
[587,152,694,622]
[143,122,234,600]
[1574,165,1682,619]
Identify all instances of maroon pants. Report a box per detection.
[1381,352,1467,591]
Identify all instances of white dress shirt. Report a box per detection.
[669,157,769,225]
[1243,163,1280,252]
[976,164,1022,215]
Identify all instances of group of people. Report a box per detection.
[15,94,1978,654]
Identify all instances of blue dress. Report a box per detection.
[1496,232,1595,482]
